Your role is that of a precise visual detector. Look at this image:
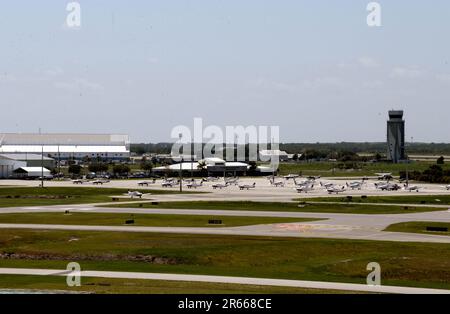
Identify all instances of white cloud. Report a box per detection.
[147,57,159,64]
[44,67,64,77]
[53,78,104,92]
[357,57,379,68]
[436,73,450,83]
[390,66,422,79]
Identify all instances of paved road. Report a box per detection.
[2,178,450,204]
[0,267,448,294]
[1,201,450,243]
[1,178,450,243]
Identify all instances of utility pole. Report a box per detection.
[179,133,183,193]
[41,145,44,188]
[58,144,61,178]
[190,140,193,179]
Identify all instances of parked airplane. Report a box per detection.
[284,174,300,180]
[225,177,240,186]
[376,173,393,181]
[319,182,335,189]
[127,190,143,198]
[186,180,203,189]
[374,182,401,191]
[212,183,229,190]
[327,186,346,194]
[92,179,110,185]
[161,180,176,188]
[346,180,366,190]
[72,179,88,184]
[405,185,420,192]
[295,184,314,193]
[138,179,157,186]
[203,177,220,182]
[239,183,256,190]
[269,177,285,187]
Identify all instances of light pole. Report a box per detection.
[190,140,193,180]
[179,133,183,193]
[41,145,44,188]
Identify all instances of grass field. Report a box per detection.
[0,187,197,208]
[385,222,450,236]
[106,201,443,214]
[301,195,450,206]
[0,212,320,228]
[0,275,354,294]
[1,230,450,290]
[277,161,450,177]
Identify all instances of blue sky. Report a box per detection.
[1,1,449,142]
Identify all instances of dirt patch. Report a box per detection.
[0,252,178,265]
[0,195,76,200]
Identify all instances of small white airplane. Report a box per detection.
[269,177,285,187]
[376,173,393,181]
[327,186,346,194]
[239,182,256,190]
[212,182,229,190]
[319,182,335,189]
[92,179,110,185]
[161,180,176,188]
[295,184,314,193]
[225,177,240,186]
[127,190,143,198]
[186,180,203,189]
[346,180,365,190]
[284,174,300,180]
[293,178,314,187]
[138,179,157,186]
[203,177,220,182]
[404,185,420,192]
[374,182,401,191]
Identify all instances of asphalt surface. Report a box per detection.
[1,268,449,294]
[1,178,450,243]
[1,204,450,243]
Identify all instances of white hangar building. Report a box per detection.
[0,133,130,162]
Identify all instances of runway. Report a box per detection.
[1,267,449,294]
[1,205,450,243]
[1,178,450,243]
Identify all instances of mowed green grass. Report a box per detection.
[385,222,450,236]
[106,201,443,214]
[0,187,197,207]
[0,275,354,294]
[1,230,450,289]
[302,195,450,206]
[0,212,319,228]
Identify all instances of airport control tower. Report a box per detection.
[387,110,406,163]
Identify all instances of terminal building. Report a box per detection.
[0,133,130,162]
[387,110,406,163]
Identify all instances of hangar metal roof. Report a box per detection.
[0,133,130,146]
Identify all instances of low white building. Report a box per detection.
[259,150,290,162]
[153,157,266,176]
[0,155,26,178]
[0,133,130,161]
[12,167,51,179]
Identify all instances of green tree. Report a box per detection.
[88,163,109,173]
[68,165,82,176]
[113,164,131,175]
[140,161,153,173]
[437,156,445,165]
